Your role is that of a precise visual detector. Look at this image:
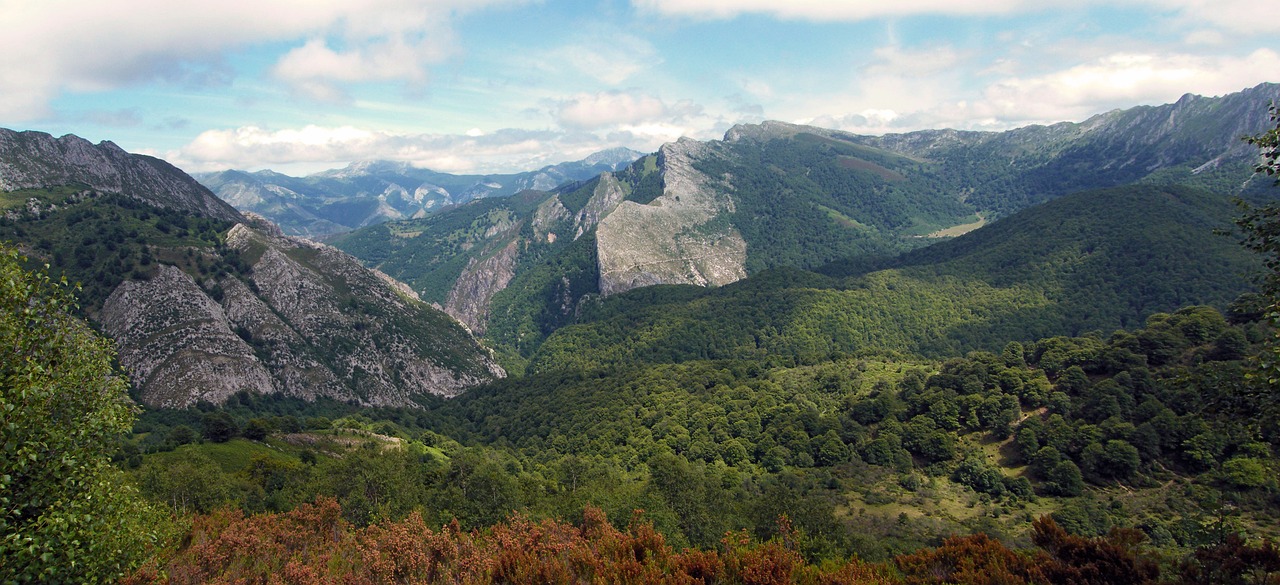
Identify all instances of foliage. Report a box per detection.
[693,133,972,273]
[0,189,238,313]
[1235,103,1280,398]
[126,498,899,585]
[530,185,1257,374]
[0,246,166,583]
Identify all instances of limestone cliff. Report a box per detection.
[101,264,276,408]
[443,239,520,336]
[596,138,747,295]
[573,172,626,240]
[102,222,504,408]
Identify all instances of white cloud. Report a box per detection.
[0,0,520,121]
[1152,0,1280,35]
[272,33,454,101]
[795,48,1280,137]
[555,91,670,130]
[168,124,644,175]
[633,0,1280,35]
[865,45,962,78]
[520,31,662,87]
[975,49,1280,123]
[561,34,661,86]
[633,0,1036,20]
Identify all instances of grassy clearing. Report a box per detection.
[925,213,987,238]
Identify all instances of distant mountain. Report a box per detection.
[333,83,1279,373]
[0,129,502,407]
[196,147,644,237]
[851,82,1280,215]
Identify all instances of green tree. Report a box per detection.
[1238,103,1280,391]
[1045,460,1085,496]
[1,247,164,583]
[201,411,238,443]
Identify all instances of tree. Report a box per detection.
[1237,103,1280,391]
[1045,460,1084,496]
[1,247,163,583]
[201,411,238,443]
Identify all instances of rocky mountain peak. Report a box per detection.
[723,120,820,144]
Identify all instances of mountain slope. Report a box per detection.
[854,82,1280,215]
[197,148,644,237]
[335,84,1277,371]
[0,129,502,407]
[0,129,244,223]
[528,184,1259,373]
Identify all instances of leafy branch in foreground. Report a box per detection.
[0,246,168,584]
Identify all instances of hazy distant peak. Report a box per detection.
[581,147,647,167]
[316,159,418,179]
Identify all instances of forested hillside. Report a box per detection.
[0,132,503,408]
[116,302,1280,581]
[528,184,1260,373]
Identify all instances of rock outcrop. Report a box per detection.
[573,172,626,240]
[102,222,504,408]
[101,264,276,408]
[444,239,520,336]
[596,138,747,295]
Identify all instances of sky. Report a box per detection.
[1,0,1277,176]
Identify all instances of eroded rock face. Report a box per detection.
[533,196,570,243]
[101,265,275,408]
[443,239,520,336]
[103,223,503,408]
[574,172,626,240]
[596,138,747,296]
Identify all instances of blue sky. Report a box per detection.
[1,0,1276,175]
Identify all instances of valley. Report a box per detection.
[3,85,1280,583]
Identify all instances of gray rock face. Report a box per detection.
[444,239,520,336]
[0,129,244,223]
[573,172,626,240]
[101,264,276,408]
[102,223,503,408]
[596,138,747,296]
[533,196,571,243]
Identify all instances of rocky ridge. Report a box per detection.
[0,129,244,223]
[1,128,503,407]
[198,148,644,237]
[333,83,1280,367]
[102,223,502,407]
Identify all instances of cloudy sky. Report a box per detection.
[1,0,1276,176]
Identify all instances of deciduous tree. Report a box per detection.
[1,247,164,583]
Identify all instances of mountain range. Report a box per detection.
[195,147,644,237]
[1,83,1277,405]
[332,82,1279,373]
